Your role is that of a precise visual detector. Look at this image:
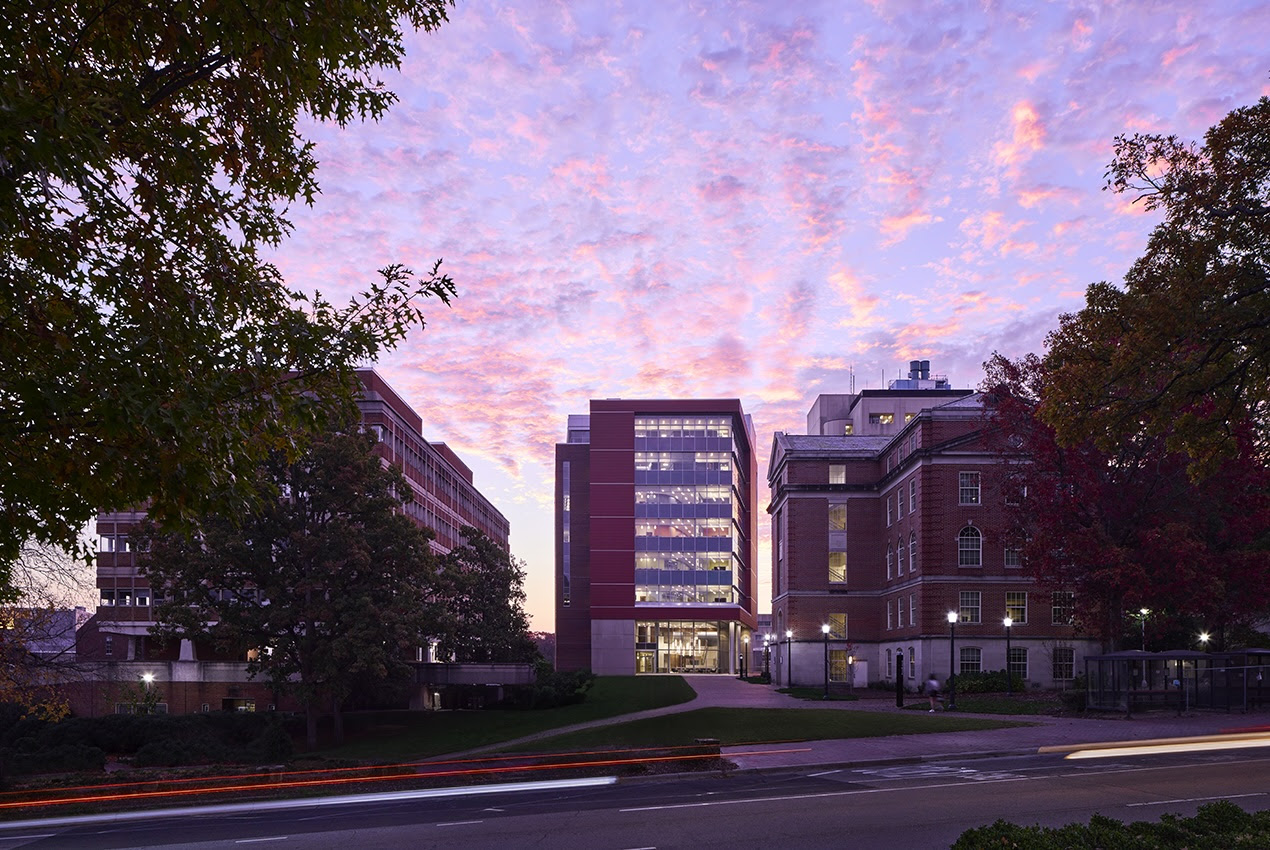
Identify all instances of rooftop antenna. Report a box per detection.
[849,364,854,394]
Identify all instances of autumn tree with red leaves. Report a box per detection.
[983,354,1270,650]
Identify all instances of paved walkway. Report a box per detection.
[446,675,1270,771]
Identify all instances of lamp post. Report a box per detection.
[947,611,958,711]
[1199,632,1210,652]
[1003,616,1013,696]
[1139,607,1150,652]
[742,633,750,679]
[763,635,771,678]
[785,629,793,688]
[822,623,831,699]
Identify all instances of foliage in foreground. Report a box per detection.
[1,1,457,578]
[952,801,1270,849]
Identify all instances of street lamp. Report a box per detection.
[1003,616,1013,696]
[947,611,958,711]
[785,629,793,688]
[822,623,831,699]
[1139,607,1150,652]
[1199,631,1211,651]
[742,633,750,679]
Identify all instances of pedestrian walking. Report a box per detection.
[926,674,941,711]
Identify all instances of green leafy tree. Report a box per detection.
[0,1,455,579]
[1041,96,1270,476]
[983,354,1270,648]
[435,528,538,665]
[136,426,443,748]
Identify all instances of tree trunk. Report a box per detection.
[332,694,344,746]
[305,701,318,749]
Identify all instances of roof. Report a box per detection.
[777,434,892,455]
[934,392,987,410]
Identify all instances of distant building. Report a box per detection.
[83,370,509,714]
[555,399,759,675]
[768,362,1099,692]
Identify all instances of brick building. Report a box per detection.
[83,369,509,713]
[555,399,759,675]
[767,362,1099,692]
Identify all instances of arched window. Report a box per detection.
[909,532,917,571]
[958,526,982,567]
[886,543,893,578]
[897,538,905,573]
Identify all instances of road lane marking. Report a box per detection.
[1127,792,1266,808]
[437,820,484,827]
[621,777,1032,812]
[808,770,841,777]
[235,838,289,844]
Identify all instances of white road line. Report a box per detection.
[807,769,841,777]
[621,777,1032,812]
[436,821,484,827]
[235,838,290,844]
[1127,792,1267,808]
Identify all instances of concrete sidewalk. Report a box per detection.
[447,674,1270,770]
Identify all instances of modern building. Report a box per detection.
[768,362,1099,693]
[84,369,509,712]
[555,399,759,675]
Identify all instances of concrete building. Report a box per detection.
[768,362,1099,693]
[85,369,509,713]
[555,399,759,675]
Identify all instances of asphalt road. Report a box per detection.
[4,748,1269,849]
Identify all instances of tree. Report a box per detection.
[434,528,538,665]
[1041,96,1270,477]
[0,2,455,581]
[983,354,1270,649]
[136,426,442,748]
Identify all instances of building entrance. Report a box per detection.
[636,620,730,673]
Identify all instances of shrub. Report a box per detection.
[952,801,1270,849]
[2,744,106,775]
[946,670,1024,694]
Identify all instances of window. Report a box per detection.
[829,613,847,639]
[99,590,115,607]
[909,647,916,679]
[829,552,847,583]
[1006,591,1028,624]
[1052,646,1075,681]
[909,532,917,572]
[909,594,916,626]
[886,649,893,677]
[1004,546,1022,568]
[909,479,916,512]
[844,423,854,435]
[959,647,982,674]
[905,412,915,422]
[958,526,982,567]
[896,539,905,573]
[134,589,150,607]
[1008,647,1028,681]
[830,650,848,682]
[958,472,981,505]
[829,504,846,530]
[959,591,981,624]
[886,544,893,579]
[897,489,904,519]
[829,464,846,484]
[869,412,894,424]
[887,601,893,630]
[104,636,113,658]
[886,496,893,527]
[896,600,903,628]
[1052,591,1075,626]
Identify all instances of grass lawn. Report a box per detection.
[315,675,696,761]
[502,707,1023,753]
[778,686,859,702]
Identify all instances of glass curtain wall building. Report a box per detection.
[556,401,758,675]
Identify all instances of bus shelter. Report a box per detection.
[1085,649,1270,714]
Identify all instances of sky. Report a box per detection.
[267,0,1270,631]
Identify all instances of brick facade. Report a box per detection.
[769,389,1100,691]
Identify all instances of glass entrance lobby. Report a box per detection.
[636,620,736,673]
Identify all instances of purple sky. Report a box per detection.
[268,0,1270,630]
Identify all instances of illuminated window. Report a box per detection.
[1006,591,1028,624]
[829,552,846,583]
[829,613,847,639]
[829,650,848,682]
[829,504,846,530]
[829,465,846,484]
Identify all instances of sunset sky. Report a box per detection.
[267,0,1270,630]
